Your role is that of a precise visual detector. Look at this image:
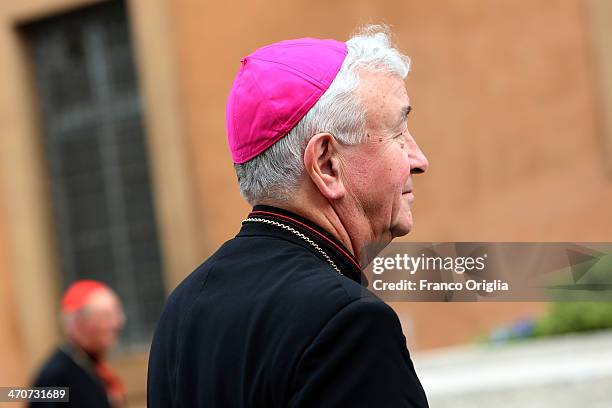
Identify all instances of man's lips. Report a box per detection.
[402,190,414,203]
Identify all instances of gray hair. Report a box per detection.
[234,25,411,204]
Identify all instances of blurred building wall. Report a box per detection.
[0,1,200,406]
[0,181,27,386]
[0,0,611,405]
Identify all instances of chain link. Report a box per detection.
[242,217,343,276]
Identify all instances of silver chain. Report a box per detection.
[242,217,343,276]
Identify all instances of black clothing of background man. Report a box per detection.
[30,345,112,408]
[147,205,428,407]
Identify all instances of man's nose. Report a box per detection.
[408,138,429,174]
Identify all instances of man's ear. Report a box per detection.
[303,133,346,200]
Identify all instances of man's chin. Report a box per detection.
[390,212,413,238]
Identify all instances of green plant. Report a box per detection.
[534,302,612,337]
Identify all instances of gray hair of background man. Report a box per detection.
[234,25,411,204]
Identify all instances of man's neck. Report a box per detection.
[257,193,379,264]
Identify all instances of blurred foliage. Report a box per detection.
[534,302,612,336]
[486,253,612,343]
[535,252,612,336]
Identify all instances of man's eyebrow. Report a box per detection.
[396,105,412,126]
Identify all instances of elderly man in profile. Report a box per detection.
[31,280,126,408]
[148,25,429,407]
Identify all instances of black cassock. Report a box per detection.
[148,205,428,407]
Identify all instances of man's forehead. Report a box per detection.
[358,71,409,102]
[358,71,410,127]
[87,288,120,309]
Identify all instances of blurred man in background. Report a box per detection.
[149,25,429,407]
[31,280,126,408]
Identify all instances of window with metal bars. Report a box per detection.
[23,0,166,348]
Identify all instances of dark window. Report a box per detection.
[23,0,165,348]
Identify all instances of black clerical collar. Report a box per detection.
[241,205,366,285]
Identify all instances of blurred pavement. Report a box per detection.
[414,330,612,408]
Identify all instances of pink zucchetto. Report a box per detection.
[226,38,348,164]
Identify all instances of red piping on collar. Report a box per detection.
[249,210,362,272]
